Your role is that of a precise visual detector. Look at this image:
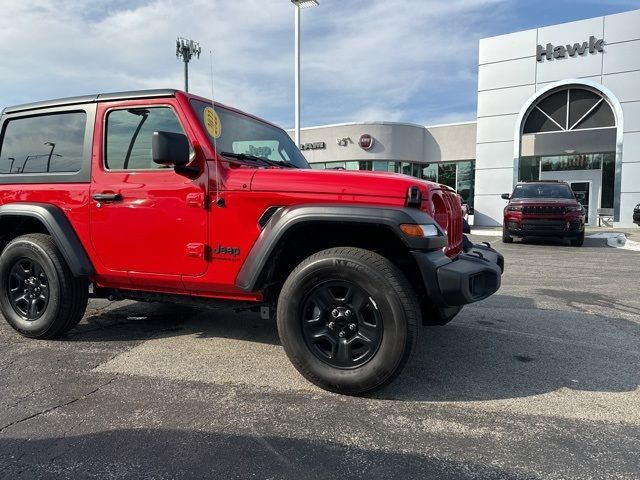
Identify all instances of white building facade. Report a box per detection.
[294,9,640,227]
[475,9,640,227]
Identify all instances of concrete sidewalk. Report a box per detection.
[470,225,638,239]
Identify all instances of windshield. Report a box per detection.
[190,99,309,169]
[511,183,575,199]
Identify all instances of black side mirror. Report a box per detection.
[152,131,190,166]
[467,205,474,215]
[501,193,511,200]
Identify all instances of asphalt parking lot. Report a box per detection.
[0,234,639,479]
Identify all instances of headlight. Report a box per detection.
[566,205,583,213]
[400,224,441,238]
[506,205,522,211]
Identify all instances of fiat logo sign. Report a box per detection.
[359,134,374,151]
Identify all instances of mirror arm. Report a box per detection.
[174,165,200,177]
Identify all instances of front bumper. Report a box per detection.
[412,236,504,308]
[504,217,584,237]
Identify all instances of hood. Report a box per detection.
[250,168,428,198]
[509,198,579,206]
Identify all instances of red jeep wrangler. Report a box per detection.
[0,90,503,394]
[502,181,585,246]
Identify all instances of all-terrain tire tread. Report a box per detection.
[278,247,419,395]
[1,234,87,339]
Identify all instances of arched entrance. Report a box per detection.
[514,80,624,225]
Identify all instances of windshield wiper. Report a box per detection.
[268,160,298,169]
[219,152,295,168]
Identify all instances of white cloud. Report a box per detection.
[0,0,507,127]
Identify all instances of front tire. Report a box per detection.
[0,234,88,339]
[277,247,419,395]
[570,231,585,247]
[502,226,513,243]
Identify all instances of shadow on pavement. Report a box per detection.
[0,428,526,480]
[536,288,640,317]
[379,294,639,401]
[65,301,280,346]
[56,294,640,403]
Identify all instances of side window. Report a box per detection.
[105,107,187,170]
[0,112,86,174]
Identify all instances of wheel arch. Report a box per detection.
[0,203,94,277]
[236,204,446,306]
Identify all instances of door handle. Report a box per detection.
[92,193,122,202]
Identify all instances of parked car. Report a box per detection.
[0,89,504,395]
[634,203,640,226]
[501,180,585,246]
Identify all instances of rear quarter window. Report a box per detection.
[0,112,86,174]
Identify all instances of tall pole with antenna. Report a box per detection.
[176,37,202,92]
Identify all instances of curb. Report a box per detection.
[586,232,640,251]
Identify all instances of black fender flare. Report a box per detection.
[0,203,94,277]
[235,204,446,291]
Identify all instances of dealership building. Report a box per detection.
[291,8,640,227]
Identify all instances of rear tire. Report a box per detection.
[570,231,585,247]
[0,234,88,339]
[277,247,419,395]
[502,227,513,243]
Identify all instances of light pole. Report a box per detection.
[176,37,201,93]
[291,0,319,148]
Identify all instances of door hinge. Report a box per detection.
[186,243,206,259]
[186,192,207,209]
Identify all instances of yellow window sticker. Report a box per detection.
[203,107,222,139]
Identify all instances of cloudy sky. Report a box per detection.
[0,0,638,128]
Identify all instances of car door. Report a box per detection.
[89,99,208,289]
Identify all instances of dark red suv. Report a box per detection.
[502,181,585,246]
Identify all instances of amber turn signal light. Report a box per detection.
[400,224,424,237]
[400,224,441,238]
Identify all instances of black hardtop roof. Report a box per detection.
[3,89,178,114]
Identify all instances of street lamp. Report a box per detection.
[176,37,202,93]
[291,0,319,148]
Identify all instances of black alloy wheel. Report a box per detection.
[277,247,419,395]
[301,281,383,369]
[0,233,88,339]
[8,258,50,320]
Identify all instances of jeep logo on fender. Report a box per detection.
[537,36,604,62]
[213,244,240,256]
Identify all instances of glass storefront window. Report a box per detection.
[310,163,325,170]
[438,163,456,188]
[421,164,437,182]
[346,161,359,170]
[540,154,602,172]
[373,161,388,171]
[520,152,616,212]
[359,160,372,171]
[325,161,346,170]
[518,157,540,181]
[456,161,475,207]
[401,162,411,176]
[601,153,615,209]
